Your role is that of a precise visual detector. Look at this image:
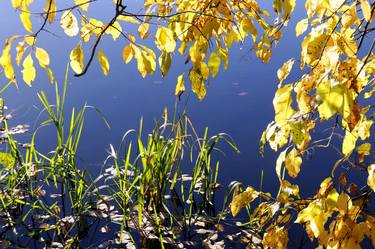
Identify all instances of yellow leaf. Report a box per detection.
[45,0,56,23]
[189,70,206,100]
[200,61,209,80]
[35,47,50,67]
[11,0,22,9]
[357,143,371,163]
[158,52,172,77]
[360,0,372,22]
[276,150,287,182]
[295,18,308,37]
[239,18,257,42]
[122,45,134,64]
[155,27,176,53]
[263,226,289,249]
[208,52,221,78]
[175,74,185,96]
[303,32,330,67]
[138,23,149,39]
[24,36,35,46]
[98,48,110,76]
[16,41,26,66]
[0,152,15,169]
[117,16,139,24]
[22,54,36,86]
[105,21,122,40]
[20,3,33,32]
[60,11,79,37]
[273,84,295,125]
[285,148,302,178]
[230,187,258,217]
[75,0,90,11]
[136,50,155,78]
[277,59,294,84]
[337,29,358,57]
[69,43,84,74]
[0,39,16,82]
[368,165,375,191]
[296,201,328,238]
[317,81,353,120]
[341,4,358,28]
[342,130,356,156]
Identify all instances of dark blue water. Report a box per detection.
[0,1,347,204]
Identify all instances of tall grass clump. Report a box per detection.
[0,70,256,248]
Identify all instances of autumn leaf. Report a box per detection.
[155,27,176,53]
[285,148,302,178]
[98,48,110,76]
[368,165,375,191]
[60,11,79,37]
[342,130,356,156]
[208,52,221,78]
[295,18,308,37]
[122,45,134,64]
[75,0,90,11]
[277,59,294,84]
[22,54,36,86]
[230,187,259,217]
[70,43,84,74]
[138,23,149,39]
[273,84,295,125]
[35,47,50,67]
[175,74,185,96]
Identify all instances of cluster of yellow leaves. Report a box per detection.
[2,0,288,100]
[235,1,375,248]
[296,178,375,249]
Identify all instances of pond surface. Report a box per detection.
[0,1,337,207]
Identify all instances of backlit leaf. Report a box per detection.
[295,18,308,37]
[69,43,84,74]
[175,74,185,96]
[22,54,36,86]
[273,84,295,125]
[60,11,79,37]
[98,48,110,76]
[285,148,302,178]
[230,187,258,217]
[35,47,50,67]
[208,52,221,78]
[155,27,176,53]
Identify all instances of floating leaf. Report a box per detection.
[0,152,15,169]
